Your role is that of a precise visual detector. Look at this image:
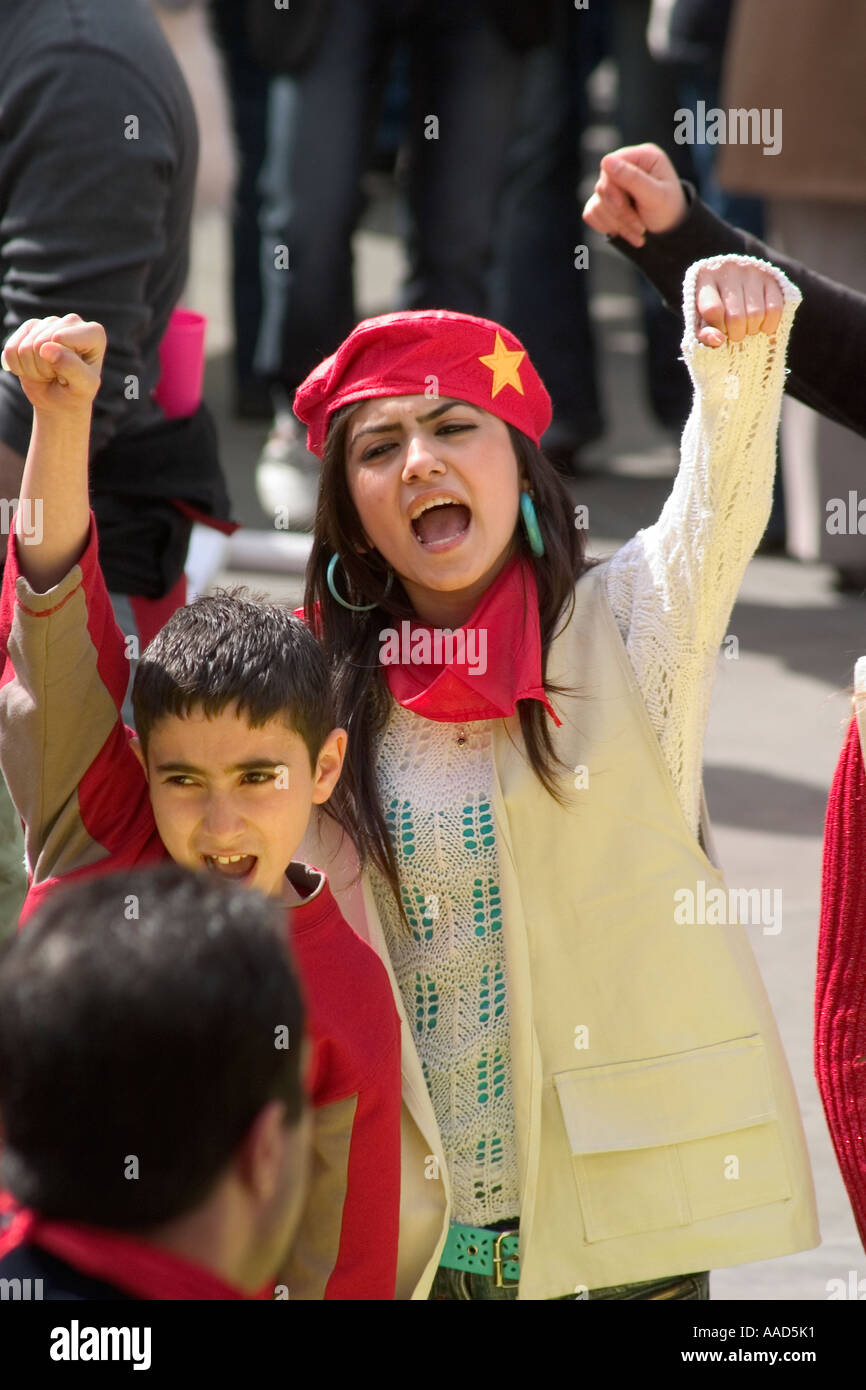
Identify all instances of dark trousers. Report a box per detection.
[210,0,271,397]
[489,2,608,452]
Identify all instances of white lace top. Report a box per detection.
[370,257,801,1228]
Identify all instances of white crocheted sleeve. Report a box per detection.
[603,254,802,837]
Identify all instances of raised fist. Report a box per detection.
[1,314,106,413]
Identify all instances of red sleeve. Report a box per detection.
[280,900,402,1300]
[816,714,866,1248]
[0,513,155,887]
[323,1030,402,1300]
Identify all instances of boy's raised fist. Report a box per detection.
[1,314,106,413]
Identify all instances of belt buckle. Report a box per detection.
[492,1228,520,1288]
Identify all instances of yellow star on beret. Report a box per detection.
[478,331,525,398]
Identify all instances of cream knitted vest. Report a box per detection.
[370,706,518,1227]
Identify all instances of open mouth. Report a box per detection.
[410,499,472,550]
[202,853,258,882]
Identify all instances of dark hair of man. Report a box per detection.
[303,406,598,918]
[132,589,335,768]
[0,864,304,1229]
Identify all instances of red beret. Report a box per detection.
[293,309,552,459]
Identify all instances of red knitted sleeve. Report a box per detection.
[816,715,866,1248]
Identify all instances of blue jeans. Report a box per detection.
[429,1267,710,1301]
[254,0,522,390]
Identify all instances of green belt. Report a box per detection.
[440,1223,520,1287]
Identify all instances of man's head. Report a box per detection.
[131,591,345,897]
[0,865,311,1292]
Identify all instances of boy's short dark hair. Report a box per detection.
[132,589,334,767]
[0,865,305,1229]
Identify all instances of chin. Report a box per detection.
[432,557,508,593]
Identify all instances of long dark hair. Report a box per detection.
[304,405,598,910]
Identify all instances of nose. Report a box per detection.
[200,790,245,842]
[401,430,445,483]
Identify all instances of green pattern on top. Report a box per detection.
[479,962,506,1025]
[462,800,495,853]
[472,878,502,938]
[477,1048,506,1105]
[401,884,436,943]
[385,797,415,857]
[414,971,439,1036]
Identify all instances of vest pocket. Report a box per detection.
[553,1034,793,1244]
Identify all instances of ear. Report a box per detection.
[235,1098,294,1203]
[129,735,148,781]
[311,727,347,805]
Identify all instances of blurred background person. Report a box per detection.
[612,1,766,441]
[645,0,763,232]
[488,1,606,476]
[0,865,310,1301]
[246,0,532,529]
[151,0,242,601]
[611,0,700,438]
[152,0,238,216]
[210,0,274,422]
[715,0,866,588]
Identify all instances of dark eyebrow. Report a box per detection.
[155,760,288,775]
[349,399,482,450]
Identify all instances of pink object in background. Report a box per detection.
[153,307,207,419]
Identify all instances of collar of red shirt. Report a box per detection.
[0,1197,268,1300]
[382,553,561,726]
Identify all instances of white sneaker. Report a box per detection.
[255,411,320,532]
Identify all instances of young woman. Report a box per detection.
[293,257,819,1300]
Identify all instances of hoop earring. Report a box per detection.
[326,551,393,612]
[520,490,545,558]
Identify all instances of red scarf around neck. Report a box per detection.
[0,1194,268,1300]
[382,553,561,725]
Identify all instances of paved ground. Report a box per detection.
[183,155,864,1300]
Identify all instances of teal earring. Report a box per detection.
[326,551,393,612]
[520,490,545,558]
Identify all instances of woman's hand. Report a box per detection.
[582,142,687,246]
[695,263,784,348]
[1,314,106,415]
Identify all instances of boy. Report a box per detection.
[0,313,401,1300]
[0,865,311,1301]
